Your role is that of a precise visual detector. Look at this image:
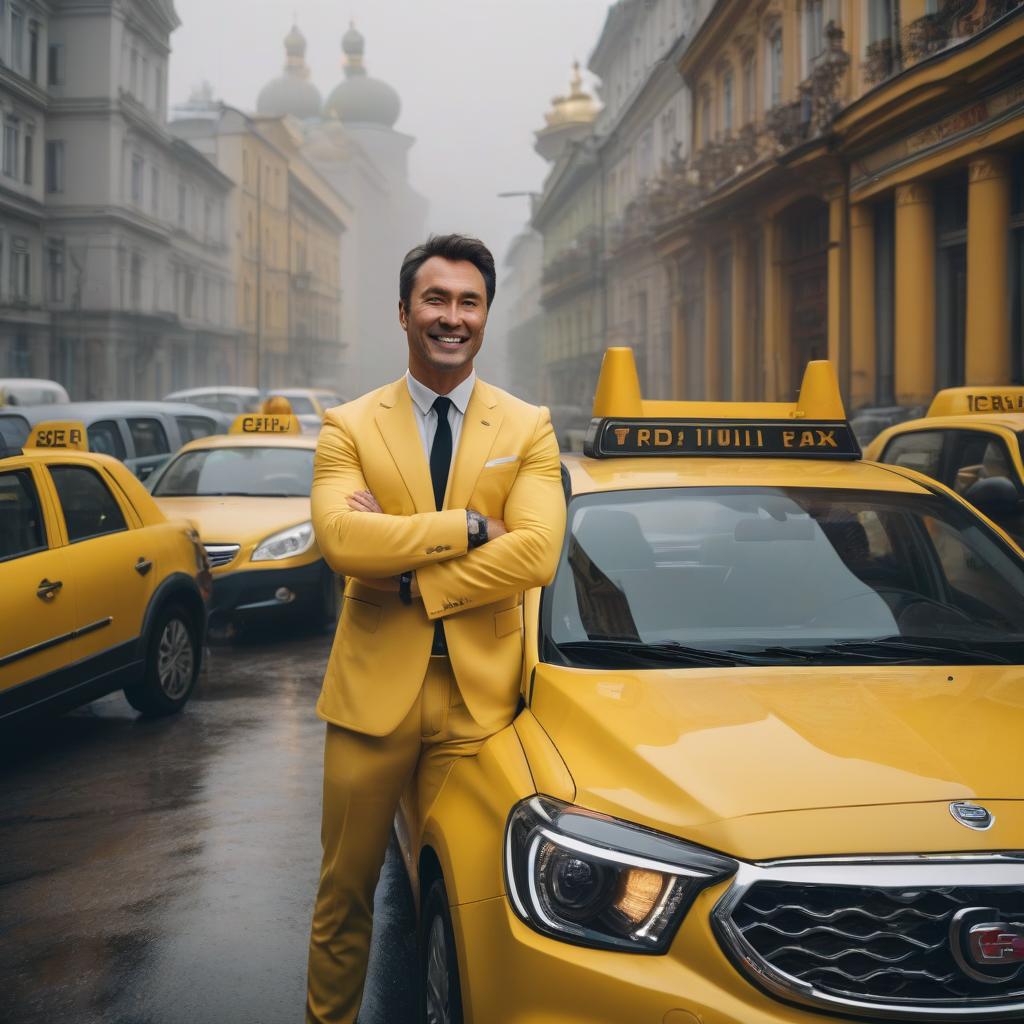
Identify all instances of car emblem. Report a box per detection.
[949,801,994,830]
[951,908,1024,984]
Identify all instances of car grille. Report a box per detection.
[713,856,1024,1020]
[204,543,240,569]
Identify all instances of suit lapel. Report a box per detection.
[374,380,435,513]
[446,380,503,511]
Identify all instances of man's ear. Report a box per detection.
[398,300,408,330]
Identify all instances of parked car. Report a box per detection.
[270,387,345,419]
[0,378,70,407]
[164,386,262,415]
[1,419,210,723]
[1,402,231,482]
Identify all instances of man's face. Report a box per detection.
[400,256,487,383]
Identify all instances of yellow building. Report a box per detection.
[652,0,1024,418]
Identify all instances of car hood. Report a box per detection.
[152,495,310,545]
[530,661,1024,850]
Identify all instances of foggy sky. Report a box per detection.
[168,0,609,303]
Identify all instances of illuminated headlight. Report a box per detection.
[504,796,735,953]
[251,521,314,562]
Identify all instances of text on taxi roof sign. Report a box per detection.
[26,421,89,451]
[229,413,302,435]
[584,348,859,460]
[927,387,1024,417]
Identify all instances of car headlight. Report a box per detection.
[251,521,315,562]
[505,795,736,953]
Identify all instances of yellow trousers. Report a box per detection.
[306,657,495,1024]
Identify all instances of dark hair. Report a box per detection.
[399,234,496,310]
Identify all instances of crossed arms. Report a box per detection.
[311,408,566,618]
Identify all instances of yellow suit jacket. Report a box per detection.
[311,376,566,736]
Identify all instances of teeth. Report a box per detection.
[436,336,464,344]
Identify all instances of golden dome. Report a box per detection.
[543,63,598,129]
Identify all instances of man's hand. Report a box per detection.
[487,517,508,540]
[348,490,383,514]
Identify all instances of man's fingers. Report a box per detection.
[347,490,383,513]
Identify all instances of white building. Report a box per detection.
[0,0,237,399]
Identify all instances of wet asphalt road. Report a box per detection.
[0,627,418,1024]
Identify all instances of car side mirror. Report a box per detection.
[963,475,1019,516]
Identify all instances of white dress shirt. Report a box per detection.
[405,369,476,471]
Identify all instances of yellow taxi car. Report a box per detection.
[865,386,1024,543]
[0,421,210,722]
[148,413,340,633]
[400,349,1024,1024]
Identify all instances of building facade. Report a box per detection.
[502,226,544,403]
[654,0,1024,418]
[0,0,237,400]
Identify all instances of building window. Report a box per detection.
[3,118,18,178]
[935,172,968,389]
[767,29,783,109]
[131,154,144,204]
[177,182,187,227]
[868,0,893,44]
[23,131,31,184]
[48,43,64,87]
[10,237,29,300]
[11,6,24,73]
[130,48,139,97]
[130,251,142,309]
[742,54,755,123]
[722,68,734,136]
[141,56,149,105]
[803,0,825,77]
[700,89,711,145]
[155,64,163,114]
[28,19,38,82]
[151,167,159,214]
[45,140,64,193]
[47,239,65,303]
[183,269,195,318]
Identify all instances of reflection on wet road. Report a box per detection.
[0,629,417,1024]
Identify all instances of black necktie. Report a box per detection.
[430,396,453,511]
[429,396,453,655]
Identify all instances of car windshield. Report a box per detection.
[544,486,1024,667]
[282,396,317,415]
[152,447,313,497]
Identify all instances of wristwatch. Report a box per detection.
[466,510,489,549]
[399,571,413,605]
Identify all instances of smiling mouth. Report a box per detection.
[429,334,469,347]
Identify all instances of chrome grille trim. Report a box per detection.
[203,543,240,568]
[712,854,1024,1021]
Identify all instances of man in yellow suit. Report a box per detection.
[306,234,566,1022]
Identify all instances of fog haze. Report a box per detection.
[169,0,609,380]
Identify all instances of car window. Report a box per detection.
[0,414,30,448]
[545,487,1024,663]
[87,420,127,460]
[176,415,217,444]
[49,465,128,542]
[320,394,343,409]
[283,396,317,415]
[880,430,944,478]
[128,418,170,457]
[152,446,314,497]
[0,469,46,562]
[949,431,1014,495]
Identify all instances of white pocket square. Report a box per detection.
[484,455,519,468]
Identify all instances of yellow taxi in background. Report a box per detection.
[865,386,1024,543]
[401,349,1024,1024]
[1,421,210,723]
[149,413,340,634]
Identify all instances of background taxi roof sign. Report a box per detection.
[229,413,302,435]
[927,387,1024,417]
[26,421,89,451]
[585,347,860,460]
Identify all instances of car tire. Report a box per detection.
[124,604,200,717]
[420,874,464,1024]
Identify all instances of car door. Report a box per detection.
[945,428,1024,540]
[0,462,76,702]
[46,461,158,671]
[125,416,171,482]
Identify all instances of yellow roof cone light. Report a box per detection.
[927,386,1024,417]
[26,421,89,451]
[585,347,859,460]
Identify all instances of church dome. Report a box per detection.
[257,24,322,120]
[324,23,401,128]
[543,63,598,129]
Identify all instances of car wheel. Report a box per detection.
[420,875,464,1024]
[124,604,200,717]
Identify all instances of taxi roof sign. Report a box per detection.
[26,421,89,451]
[229,413,302,435]
[585,347,860,460]
[927,387,1024,417]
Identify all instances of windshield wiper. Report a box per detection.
[556,639,760,668]
[733,637,1011,665]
